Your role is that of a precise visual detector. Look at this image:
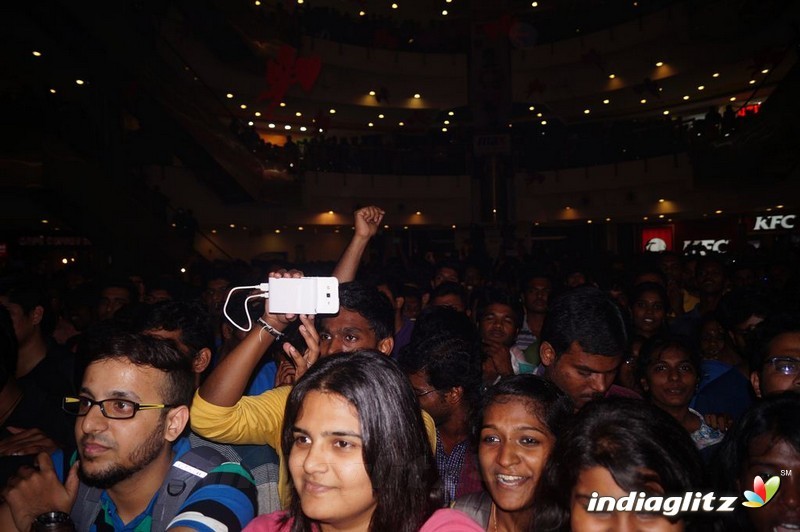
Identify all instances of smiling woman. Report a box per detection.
[243,350,482,532]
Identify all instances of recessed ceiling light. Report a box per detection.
[229,223,236,228]
[448,111,454,116]
[378,114,384,119]
[329,108,336,114]
[75,79,85,85]
[368,122,374,127]
[715,210,723,214]
[295,111,302,117]
[398,121,405,126]
[683,95,690,100]
[444,120,450,125]
[226,93,234,99]
[279,102,286,107]
[359,10,365,16]
[248,121,254,126]
[697,85,705,91]
[268,123,275,128]
[49,88,56,94]
[240,104,247,109]
[254,111,261,117]
[536,112,542,117]
[643,216,649,220]
[609,74,616,79]
[730,96,736,101]
[605,217,611,222]
[532,1,538,6]
[749,79,756,84]
[603,99,610,104]
[300,126,307,131]
[640,99,647,104]
[776,204,785,209]
[275,229,281,233]
[584,109,590,114]
[369,90,376,96]
[529,106,535,111]
[663,110,670,115]
[761,69,769,74]
[391,3,398,8]
[32,51,42,57]
[658,214,665,219]
[441,127,448,132]
[541,120,547,125]
[285,125,291,130]
[659,198,665,202]
[254,0,260,4]
[442,10,448,15]
[712,72,720,78]
[655,61,664,67]
[413,93,421,99]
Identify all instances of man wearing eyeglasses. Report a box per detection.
[751,313,800,398]
[0,332,256,531]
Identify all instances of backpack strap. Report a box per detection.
[70,482,103,531]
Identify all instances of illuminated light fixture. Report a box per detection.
[532,1,538,6]
[403,226,409,230]
[697,85,705,91]
[683,95,690,100]
[663,110,670,115]
[730,96,736,101]
[75,79,85,85]
[369,90,376,96]
[359,10,365,16]
[284,125,291,130]
[368,122,374,127]
[297,0,303,4]
[776,204,785,209]
[715,210,723,214]
[415,211,422,215]
[583,109,590,114]
[328,210,334,214]
[248,121,254,126]
[298,226,304,231]
[378,114,384,119]
[587,220,593,224]
[444,120,450,125]
[268,123,275,128]
[383,224,389,229]
[275,229,281,234]
[492,209,497,214]
[749,79,756,85]
[398,121,405,126]
[32,51,42,57]
[643,216,649,221]
[391,3,398,8]
[229,223,236,228]
[41,219,49,224]
[226,93,234,99]
[529,106,535,111]
[279,102,286,107]
[413,93,421,99]
[534,222,540,226]
[565,206,571,210]
[442,10,448,15]
[452,224,456,229]
[211,229,217,234]
[240,104,247,109]
[441,127,448,132]
[761,68,769,74]
[180,268,187,273]
[658,214,665,219]
[609,74,616,79]
[329,108,336,114]
[541,120,547,125]
[605,217,611,222]
[295,111,302,117]
[659,198,665,203]
[712,72,720,78]
[640,99,647,104]
[508,123,513,128]
[655,61,664,67]
[319,128,324,132]
[254,0,260,4]
[49,88,56,94]
[603,99,610,104]
[254,111,261,117]
[448,111,454,116]
[300,126,307,131]
[536,112,542,117]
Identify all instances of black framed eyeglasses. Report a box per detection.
[765,357,800,376]
[414,388,439,398]
[62,396,175,419]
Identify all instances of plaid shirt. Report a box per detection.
[435,431,483,505]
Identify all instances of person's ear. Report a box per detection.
[540,342,557,367]
[750,370,762,399]
[444,386,464,405]
[164,405,190,442]
[378,337,394,356]
[193,348,212,375]
[30,305,44,327]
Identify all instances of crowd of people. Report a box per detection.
[0,205,798,531]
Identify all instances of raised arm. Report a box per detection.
[332,205,385,282]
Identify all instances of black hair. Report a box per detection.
[635,334,701,383]
[82,330,194,408]
[430,281,469,309]
[96,276,139,305]
[533,399,705,531]
[281,350,441,532]
[410,305,480,346]
[629,281,671,316]
[434,260,462,281]
[750,312,800,372]
[1,279,56,337]
[398,333,482,411]
[711,393,800,531]
[519,269,554,292]
[135,301,214,355]
[320,282,394,341]
[472,374,572,444]
[716,288,773,332]
[475,289,524,330]
[540,286,628,358]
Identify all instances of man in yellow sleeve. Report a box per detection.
[190,278,437,509]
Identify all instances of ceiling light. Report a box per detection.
[279,102,286,107]
[776,204,785,209]
[603,99,610,104]
[655,61,664,67]
[448,111,454,116]
[683,95,690,100]
[730,97,736,101]
[368,122,374,127]
[609,74,616,79]
[229,223,236,228]
[587,220,593,224]
[536,112,542,117]
[442,10,448,15]
[398,121,405,126]
[659,198,665,202]
[697,85,705,91]
[565,206,571,210]
[658,214,665,219]
[532,1,538,6]
[643,216,649,221]
[285,125,291,130]
[749,79,756,85]
[761,69,769,74]
[254,111,261,117]
[300,126,307,131]
[329,108,336,114]
[297,0,303,3]
[268,123,276,128]
[413,93,421,99]
[663,110,670,115]
[226,93,234,99]
[75,79,85,85]
[49,88,56,94]
[298,226,304,231]
[441,127,448,132]
[391,3,398,8]
[378,114,384,119]
[240,104,247,109]
[359,10,365,16]
[715,210,723,214]
[415,211,422,215]
[640,99,647,104]
[211,229,217,234]
[275,229,281,234]
[254,0,260,4]
[248,121,254,126]
[541,120,547,125]
[295,111,302,117]
[605,217,611,222]
[712,72,720,78]
[369,90,376,96]
[584,109,590,114]
[32,51,42,57]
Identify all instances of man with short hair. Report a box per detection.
[539,286,630,409]
[750,312,800,398]
[95,277,137,322]
[430,281,470,315]
[514,271,552,357]
[0,332,256,531]
[476,290,526,383]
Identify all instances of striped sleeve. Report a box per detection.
[166,462,257,532]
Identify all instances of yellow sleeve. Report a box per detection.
[422,409,438,452]
[190,386,291,450]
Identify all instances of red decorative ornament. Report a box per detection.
[259,45,322,113]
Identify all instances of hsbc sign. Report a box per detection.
[752,215,796,231]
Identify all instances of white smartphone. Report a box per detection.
[268,277,340,315]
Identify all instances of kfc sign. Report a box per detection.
[683,239,730,256]
[752,215,796,231]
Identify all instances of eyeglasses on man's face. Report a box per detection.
[62,396,175,419]
[765,357,800,376]
[414,388,439,398]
